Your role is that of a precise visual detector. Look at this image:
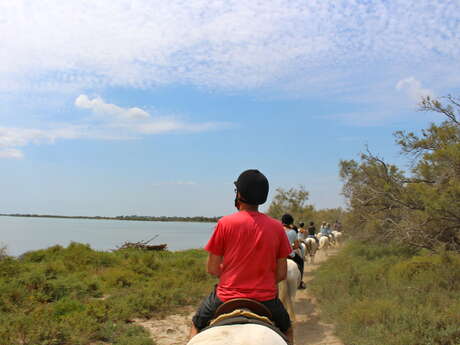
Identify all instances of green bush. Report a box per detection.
[0,243,216,345]
[310,241,460,345]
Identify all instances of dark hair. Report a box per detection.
[309,221,314,226]
[292,225,298,233]
[299,222,305,228]
[234,169,269,205]
[281,214,294,226]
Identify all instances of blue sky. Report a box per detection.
[1,0,459,216]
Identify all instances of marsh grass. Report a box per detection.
[0,243,216,345]
[310,242,460,345]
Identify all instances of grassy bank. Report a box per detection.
[310,242,460,345]
[0,243,216,345]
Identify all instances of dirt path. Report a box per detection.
[138,249,343,345]
[293,249,343,345]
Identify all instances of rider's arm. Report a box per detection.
[275,257,287,282]
[207,253,223,277]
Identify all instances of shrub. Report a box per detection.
[311,241,460,345]
[0,243,214,345]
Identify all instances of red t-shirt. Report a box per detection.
[205,210,292,302]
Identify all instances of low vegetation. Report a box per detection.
[1,214,220,223]
[310,242,460,345]
[0,243,216,345]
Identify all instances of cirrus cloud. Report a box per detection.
[0,0,459,94]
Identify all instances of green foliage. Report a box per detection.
[311,208,346,227]
[267,185,314,221]
[311,242,460,345]
[267,185,345,226]
[340,95,460,251]
[0,243,216,345]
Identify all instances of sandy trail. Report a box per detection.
[293,249,343,345]
[138,249,343,345]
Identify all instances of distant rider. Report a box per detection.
[297,222,307,258]
[281,214,306,290]
[333,220,342,233]
[298,222,307,241]
[307,221,319,245]
[320,222,335,242]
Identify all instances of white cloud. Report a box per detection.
[396,77,434,102]
[75,95,150,120]
[0,149,24,159]
[135,119,230,134]
[0,96,229,159]
[0,126,85,159]
[0,126,82,149]
[75,94,230,134]
[1,1,459,135]
[0,1,458,94]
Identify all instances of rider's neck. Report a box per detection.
[238,203,259,212]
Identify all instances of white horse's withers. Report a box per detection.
[187,323,287,345]
[278,259,301,322]
[302,237,318,264]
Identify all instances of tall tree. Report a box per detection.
[340,96,460,251]
[267,185,314,223]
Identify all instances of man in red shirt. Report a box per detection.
[190,169,293,343]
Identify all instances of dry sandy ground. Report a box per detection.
[293,249,343,345]
[138,249,343,345]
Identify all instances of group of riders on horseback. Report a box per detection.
[187,169,343,345]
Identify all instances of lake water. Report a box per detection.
[0,216,216,256]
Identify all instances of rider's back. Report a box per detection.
[205,210,289,302]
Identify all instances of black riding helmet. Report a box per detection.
[281,213,294,226]
[234,169,269,205]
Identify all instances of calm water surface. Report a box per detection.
[0,216,216,256]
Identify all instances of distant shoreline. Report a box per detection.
[0,213,220,223]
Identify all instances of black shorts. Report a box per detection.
[192,287,291,333]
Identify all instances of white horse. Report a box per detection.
[302,237,318,264]
[187,323,287,345]
[278,259,301,322]
[332,231,342,246]
[317,234,330,255]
